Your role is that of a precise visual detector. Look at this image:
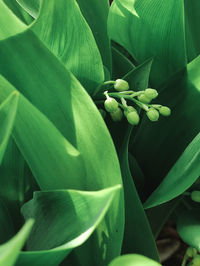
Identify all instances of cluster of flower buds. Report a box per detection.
[102,79,171,125]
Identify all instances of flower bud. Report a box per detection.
[192,255,200,266]
[137,93,152,104]
[114,79,129,91]
[146,108,159,122]
[186,247,197,258]
[104,97,118,112]
[191,191,200,203]
[159,106,171,116]
[110,107,123,121]
[124,106,137,116]
[126,111,140,125]
[144,88,158,99]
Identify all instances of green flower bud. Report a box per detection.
[144,88,158,99]
[159,106,171,116]
[126,111,140,125]
[124,106,137,116]
[104,97,118,112]
[192,255,200,266]
[110,107,123,122]
[137,93,152,104]
[191,191,200,203]
[146,108,159,122]
[114,79,129,91]
[186,247,197,258]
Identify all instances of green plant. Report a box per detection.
[0,0,200,266]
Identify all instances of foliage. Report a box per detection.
[0,0,200,265]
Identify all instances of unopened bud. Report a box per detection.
[191,191,200,203]
[124,106,137,116]
[104,97,118,112]
[186,247,197,258]
[137,93,152,104]
[146,108,159,122]
[159,106,171,116]
[114,79,129,91]
[192,255,200,266]
[110,108,123,121]
[126,111,140,125]
[144,88,158,99]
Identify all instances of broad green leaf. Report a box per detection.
[119,127,159,261]
[17,0,111,73]
[130,55,200,198]
[108,0,187,87]
[109,254,161,266]
[0,5,124,265]
[31,0,104,93]
[0,92,19,164]
[146,198,181,238]
[177,208,200,251]
[112,46,135,80]
[128,153,145,197]
[0,219,34,266]
[16,0,39,19]
[0,200,15,244]
[0,78,85,191]
[16,186,121,266]
[144,133,200,209]
[3,0,33,25]
[76,0,112,73]
[184,0,200,62]
[0,1,26,40]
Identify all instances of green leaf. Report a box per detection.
[119,127,159,261]
[108,0,187,87]
[0,200,15,244]
[0,77,85,191]
[3,0,33,25]
[109,254,161,266]
[76,0,112,73]
[177,208,200,251]
[16,186,121,265]
[16,0,39,19]
[0,219,34,266]
[31,0,104,93]
[0,1,26,40]
[144,133,200,209]
[146,198,181,238]
[17,0,111,73]
[111,46,135,80]
[184,0,200,62]
[0,4,124,264]
[130,55,200,198]
[0,91,19,164]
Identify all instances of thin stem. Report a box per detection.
[108,92,149,111]
[92,80,116,97]
[181,254,188,266]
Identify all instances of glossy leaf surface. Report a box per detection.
[0,92,18,164]
[109,254,161,266]
[108,0,186,87]
[131,55,200,199]
[31,0,104,93]
[177,208,200,251]
[144,133,200,208]
[0,219,34,266]
[0,4,124,264]
[17,186,121,265]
